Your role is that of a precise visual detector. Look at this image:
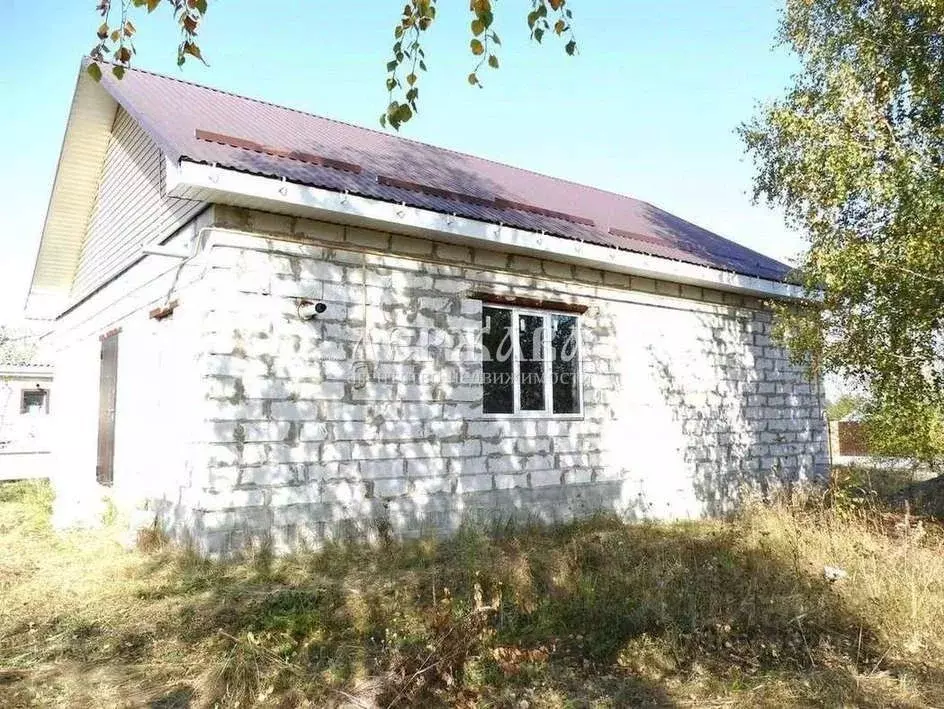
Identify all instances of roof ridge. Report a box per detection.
[104,59,653,206]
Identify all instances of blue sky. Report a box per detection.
[0,0,801,323]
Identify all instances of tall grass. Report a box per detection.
[1,478,943,707]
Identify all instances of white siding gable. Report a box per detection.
[71,108,204,300]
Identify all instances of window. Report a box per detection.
[482,305,582,416]
[21,388,49,415]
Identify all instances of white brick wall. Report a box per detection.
[48,213,213,530]
[46,204,827,554]
[172,209,828,554]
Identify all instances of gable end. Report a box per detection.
[27,64,206,318]
[27,70,116,318]
[70,107,205,301]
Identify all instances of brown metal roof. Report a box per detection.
[94,63,791,282]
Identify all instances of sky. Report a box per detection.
[0,0,804,325]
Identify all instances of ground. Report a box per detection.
[1,479,944,708]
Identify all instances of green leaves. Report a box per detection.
[92,0,209,80]
[459,0,509,94]
[528,1,577,56]
[744,0,944,462]
[89,1,579,130]
[381,0,437,130]
[382,100,415,130]
[131,0,161,12]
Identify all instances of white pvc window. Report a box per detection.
[481,305,583,417]
[21,388,49,415]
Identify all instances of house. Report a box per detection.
[27,60,828,554]
[0,326,54,480]
[828,416,937,477]
[830,416,870,460]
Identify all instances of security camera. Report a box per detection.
[298,301,327,320]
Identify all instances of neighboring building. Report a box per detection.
[0,328,54,480]
[827,417,936,477]
[27,60,828,554]
[830,418,870,459]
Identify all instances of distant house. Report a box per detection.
[830,417,870,459]
[828,417,934,475]
[0,328,54,480]
[27,60,827,554]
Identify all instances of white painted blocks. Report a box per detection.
[66,213,827,553]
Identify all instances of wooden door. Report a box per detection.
[96,331,119,486]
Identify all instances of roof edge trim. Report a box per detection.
[26,63,119,317]
[168,160,808,301]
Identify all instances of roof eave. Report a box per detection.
[168,159,808,301]
[0,366,54,377]
[26,61,118,319]
[95,67,183,162]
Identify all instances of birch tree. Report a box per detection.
[87,0,578,129]
[742,0,944,460]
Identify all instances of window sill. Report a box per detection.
[481,412,585,421]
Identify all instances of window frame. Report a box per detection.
[481,304,585,420]
[20,387,50,416]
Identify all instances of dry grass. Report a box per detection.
[2,479,944,707]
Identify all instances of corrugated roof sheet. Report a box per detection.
[96,64,791,282]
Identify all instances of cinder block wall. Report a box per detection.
[175,207,828,555]
[48,215,212,529]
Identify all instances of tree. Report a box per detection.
[741,1,944,462]
[825,394,865,422]
[87,0,578,129]
[862,397,944,465]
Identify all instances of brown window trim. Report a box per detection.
[149,300,179,321]
[468,291,588,314]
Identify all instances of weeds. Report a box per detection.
[1,478,944,706]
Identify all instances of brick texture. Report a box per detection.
[173,208,827,555]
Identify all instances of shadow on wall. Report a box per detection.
[121,109,166,198]
[648,311,822,516]
[162,266,656,556]
[166,240,831,554]
[178,199,821,553]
